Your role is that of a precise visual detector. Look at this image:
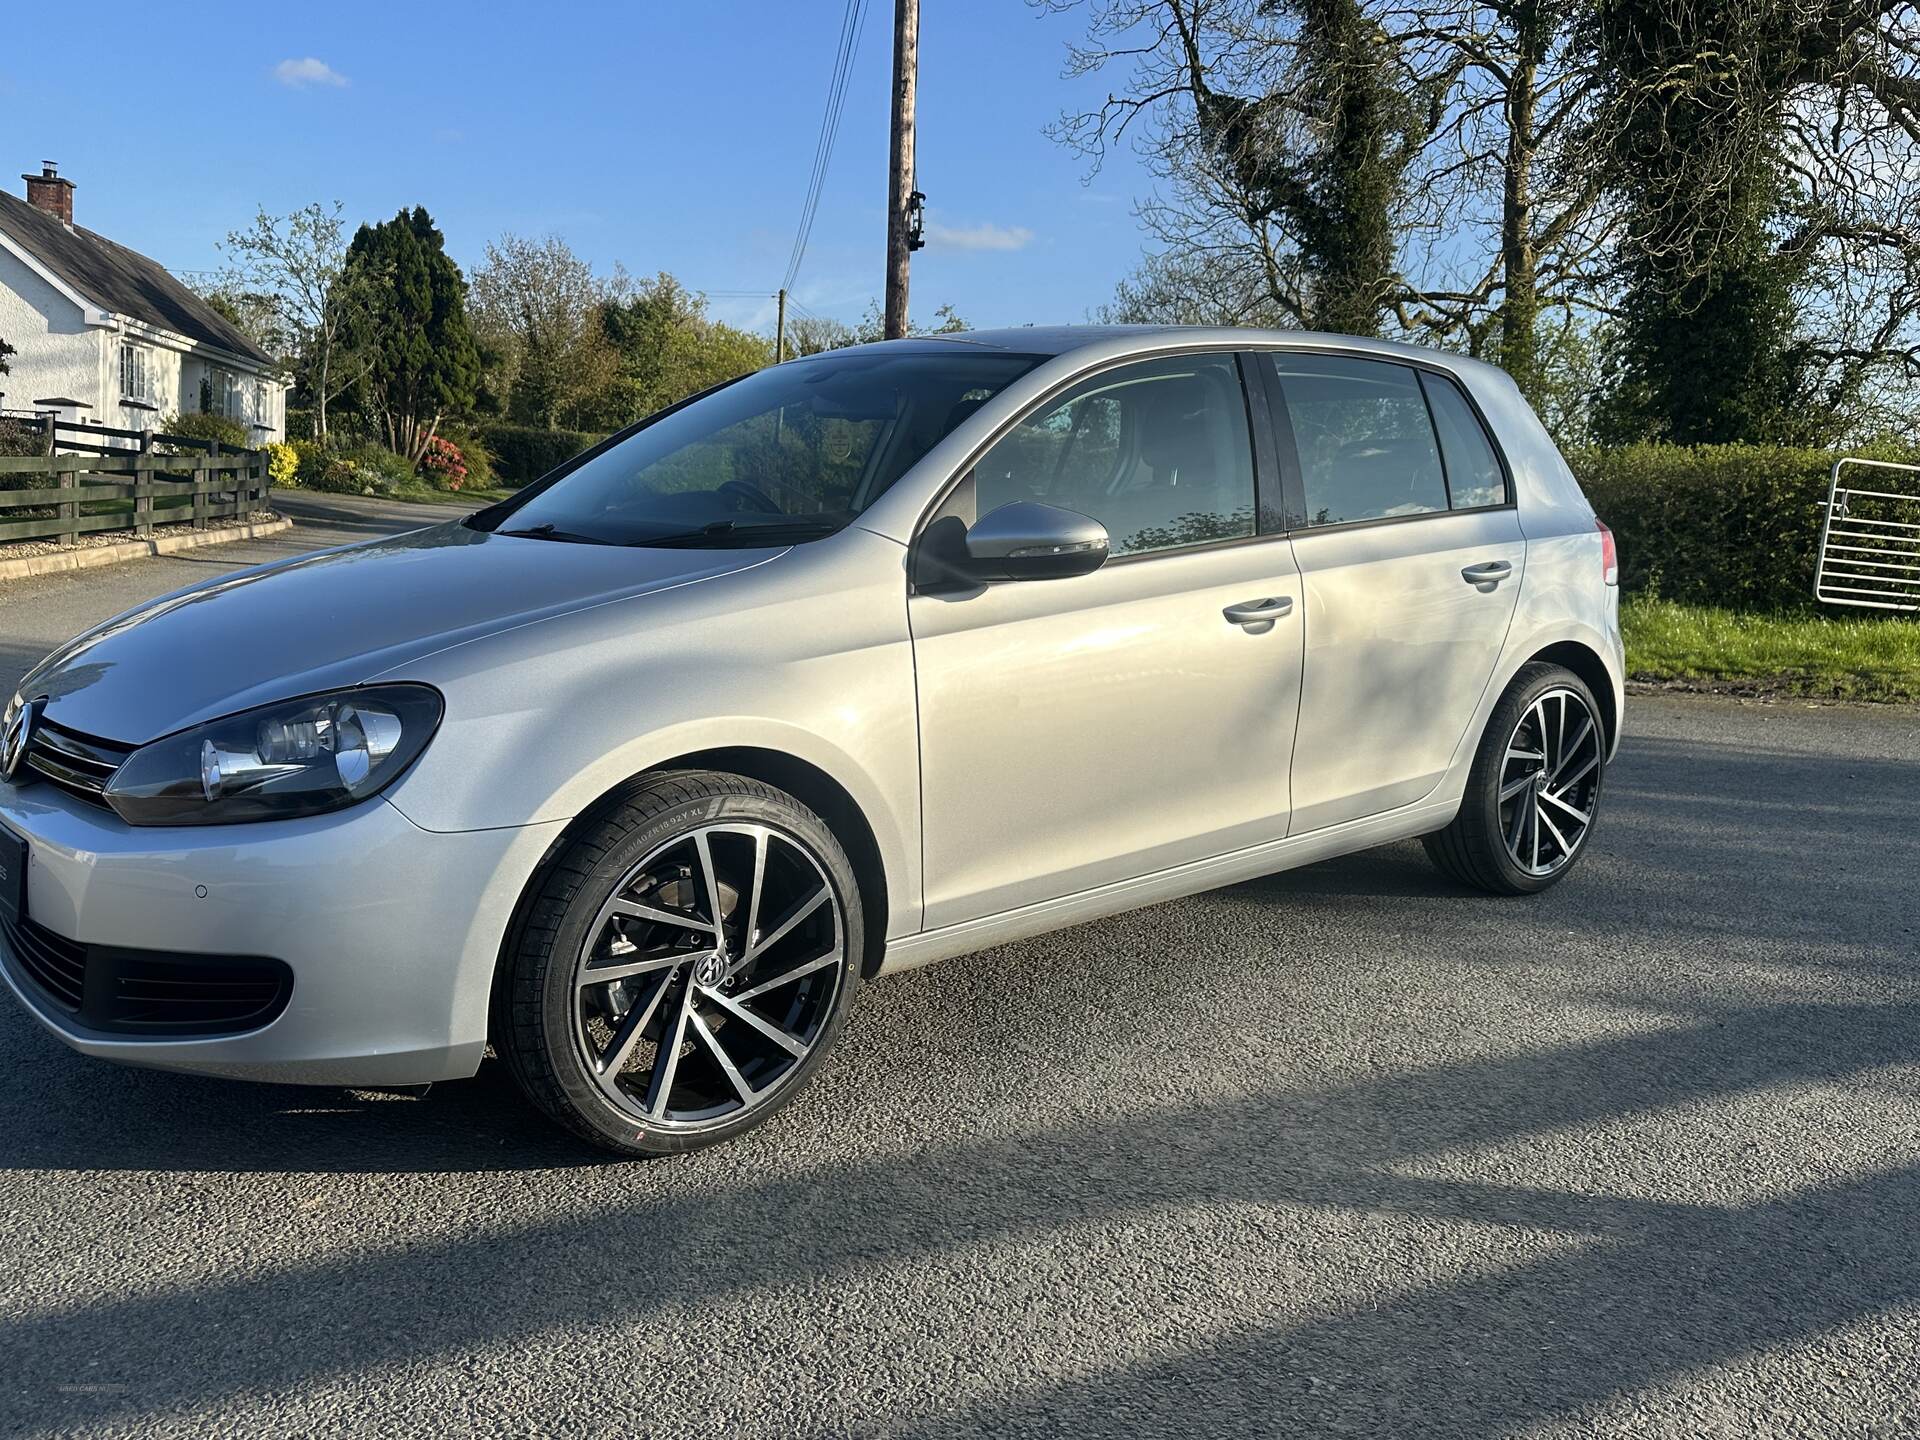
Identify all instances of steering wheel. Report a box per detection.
[717,479,783,514]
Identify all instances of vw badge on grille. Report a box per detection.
[2,699,36,783]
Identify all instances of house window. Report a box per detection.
[205,368,244,419]
[118,344,155,405]
[255,380,270,427]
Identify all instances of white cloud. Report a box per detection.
[273,57,349,89]
[924,220,1034,253]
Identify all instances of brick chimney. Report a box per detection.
[23,162,74,226]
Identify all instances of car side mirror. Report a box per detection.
[954,502,1110,584]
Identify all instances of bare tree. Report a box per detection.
[1044,0,1614,394]
[1098,245,1306,324]
[1048,0,1433,339]
[1382,0,1614,389]
[1584,0,1920,440]
[218,203,363,444]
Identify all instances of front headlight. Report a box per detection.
[104,685,443,826]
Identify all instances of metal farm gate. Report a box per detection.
[1815,457,1920,613]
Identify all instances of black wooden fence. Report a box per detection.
[0,421,270,545]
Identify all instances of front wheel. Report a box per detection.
[1424,662,1607,895]
[496,771,862,1157]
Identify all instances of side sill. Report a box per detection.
[875,796,1458,978]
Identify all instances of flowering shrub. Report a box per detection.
[263,441,299,487]
[301,444,411,497]
[419,435,468,491]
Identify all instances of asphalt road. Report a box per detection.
[2,498,1919,1438]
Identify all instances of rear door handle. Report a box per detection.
[1223,596,1294,626]
[1460,560,1513,587]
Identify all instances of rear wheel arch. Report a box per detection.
[1524,640,1616,753]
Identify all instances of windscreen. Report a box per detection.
[481,348,1044,546]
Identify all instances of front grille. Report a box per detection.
[1,915,292,1036]
[24,719,133,809]
[1,912,86,1012]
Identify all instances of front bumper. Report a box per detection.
[0,781,564,1085]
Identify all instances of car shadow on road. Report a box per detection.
[4,992,1918,1435]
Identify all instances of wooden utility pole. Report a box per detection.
[884,0,919,340]
[776,288,788,363]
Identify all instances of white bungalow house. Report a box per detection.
[0,163,286,444]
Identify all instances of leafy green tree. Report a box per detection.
[469,232,620,430]
[785,313,861,356]
[1585,0,1813,443]
[580,274,771,426]
[0,333,12,377]
[340,208,480,461]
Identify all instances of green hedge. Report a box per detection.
[160,411,251,450]
[1569,443,1920,612]
[477,422,605,485]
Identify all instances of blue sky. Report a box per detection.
[1,1,1158,335]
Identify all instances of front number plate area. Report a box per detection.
[0,824,26,927]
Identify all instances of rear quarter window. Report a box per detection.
[1419,371,1509,509]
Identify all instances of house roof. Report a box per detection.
[0,190,274,367]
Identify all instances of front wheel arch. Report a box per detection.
[493,748,892,1029]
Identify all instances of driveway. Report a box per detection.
[2,499,1918,1437]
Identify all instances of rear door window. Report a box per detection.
[1271,355,1447,526]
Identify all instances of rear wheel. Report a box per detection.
[497,771,861,1157]
[1424,662,1606,895]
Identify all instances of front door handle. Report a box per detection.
[1223,596,1294,626]
[1461,560,1513,587]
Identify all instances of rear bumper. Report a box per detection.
[0,781,564,1086]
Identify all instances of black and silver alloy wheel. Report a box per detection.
[573,823,845,1128]
[1423,661,1608,895]
[498,771,862,1157]
[1496,687,1601,878]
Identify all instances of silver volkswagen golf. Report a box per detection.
[0,327,1621,1155]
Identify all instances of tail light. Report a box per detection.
[1596,519,1618,586]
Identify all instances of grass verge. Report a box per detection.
[1622,596,1920,702]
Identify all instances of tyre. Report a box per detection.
[1424,662,1606,895]
[497,770,862,1157]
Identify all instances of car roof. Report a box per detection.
[817,324,1510,385]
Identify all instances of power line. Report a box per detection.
[783,0,867,295]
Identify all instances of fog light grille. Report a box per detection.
[0,917,292,1036]
[1,913,85,1012]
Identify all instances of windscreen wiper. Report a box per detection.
[632,518,845,548]
[495,523,614,546]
